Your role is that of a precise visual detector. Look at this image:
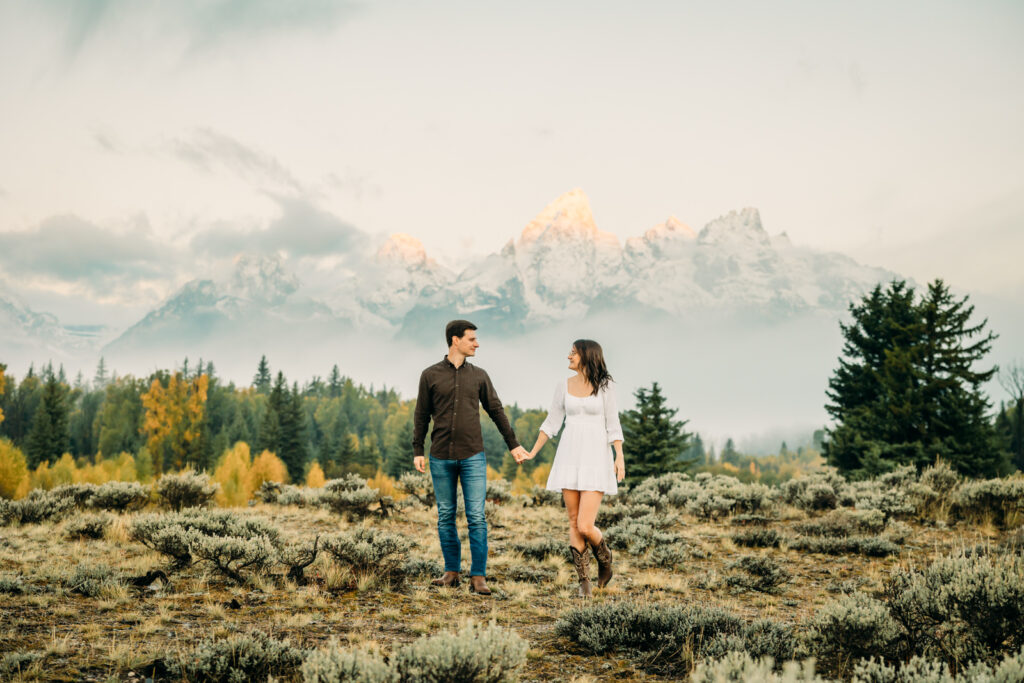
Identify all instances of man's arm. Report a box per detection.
[478,370,522,455]
[412,371,432,459]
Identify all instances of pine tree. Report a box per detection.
[328,365,342,399]
[620,382,693,485]
[385,418,415,478]
[826,279,1006,477]
[721,438,740,466]
[25,369,70,467]
[253,356,272,394]
[276,381,308,483]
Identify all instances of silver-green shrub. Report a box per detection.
[155,470,219,511]
[130,509,282,571]
[0,573,28,595]
[63,563,122,597]
[852,647,1024,682]
[396,471,434,507]
[788,536,899,557]
[691,652,826,683]
[794,509,886,538]
[390,622,527,683]
[65,512,111,540]
[188,532,278,585]
[88,481,150,511]
[801,592,905,677]
[605,519,683,554]
[733,528,782,548]
[0,652,42,677]
[884,552,1024,666]
[302,642,395,683]
[2,489,75,525]
[485,478,512,504]
[177,630,306,682]
[726,555,790,593]
[50,483,99,507]
[505,564,557,583]
[321,527,411,584]
[321,475,388,520]
[952,479,1024,528]
[512,537,570,562]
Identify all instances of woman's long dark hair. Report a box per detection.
[573,339,612,395]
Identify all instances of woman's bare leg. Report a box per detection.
[562,489,587,552]
[575,491,604,546]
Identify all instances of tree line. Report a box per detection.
[0,277,1020,494]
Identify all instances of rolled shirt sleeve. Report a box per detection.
[538,380,566,438]
[602,381,624,444]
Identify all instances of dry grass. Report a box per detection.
[0,499,1005,682]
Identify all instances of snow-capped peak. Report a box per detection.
[646,215,696,241]
[518,188,617,247]
[698,208,769,247]
[227,254,299,305]
[377,233,428,268]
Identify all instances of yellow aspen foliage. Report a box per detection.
[511,467,533,495]
[214,442,253,507]
[29,460,54,490]
[366,469,398,498]
[486,465,504,481]
[0,439,29,500]
[74,453,139,484]
[530,463,552,487]
[51,454,77,486]
[141,373,209,473]
[248,449,289,494]
[305,461,326,488]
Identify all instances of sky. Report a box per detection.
[1,0,1022,329]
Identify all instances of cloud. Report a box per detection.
[171,128,302,192]
[189,195,368,260]
[34,0,361,60]
[0,214,179,297]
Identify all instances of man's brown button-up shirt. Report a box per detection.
[412,356,520,461]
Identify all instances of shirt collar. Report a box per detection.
[441,355,469,369]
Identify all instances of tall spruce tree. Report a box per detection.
[620,381,693,485]
[997,362,1024,471]
[385,418,415,478]
[277,382,308,483]
[253,356,272,394]
[825,279,1006,477]
[25,368,70,467]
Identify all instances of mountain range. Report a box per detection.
[84,188,896,356]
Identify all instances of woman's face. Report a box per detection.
[567,346,581,371]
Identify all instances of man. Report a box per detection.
[413,319,529,595]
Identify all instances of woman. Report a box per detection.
[527,339,625,597]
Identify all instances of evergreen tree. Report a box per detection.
[328,365,342,399]
[826,279,1006,477]
[25,369,70,467]
[92,356,108,387]
[721,438,740,466]
[997,362,1024,471]
[256,373,285,456]
[253,356,272,394]
[682,433,706,466]
[385,418,416,478]
[276,381,309,483]
[620,381,693,484]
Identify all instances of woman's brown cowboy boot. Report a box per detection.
[590,538,613,588]
[569,546,592,597]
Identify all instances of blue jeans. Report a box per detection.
[429,451,488,576]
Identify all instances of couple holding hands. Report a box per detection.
[412,320,625,597]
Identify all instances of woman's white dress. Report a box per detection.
[540,378,623,494]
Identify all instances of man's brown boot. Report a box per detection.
[468,575,491,595]
[570,546,592,598]
[590,538,613,588]
[430,571,460,588]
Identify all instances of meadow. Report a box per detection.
[1,463,1023,682]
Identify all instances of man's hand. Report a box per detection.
[414,456,426,473]
[511,446,529,464]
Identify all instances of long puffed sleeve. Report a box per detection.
[602,381,624,444]
[538,380,566,438]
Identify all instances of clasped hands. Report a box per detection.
[511,445,534,464]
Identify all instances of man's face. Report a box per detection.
[453,330,479,356]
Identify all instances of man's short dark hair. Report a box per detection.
[445,319,477,347]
